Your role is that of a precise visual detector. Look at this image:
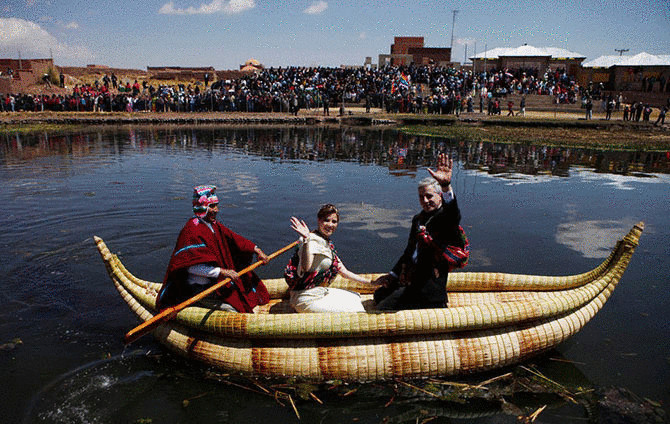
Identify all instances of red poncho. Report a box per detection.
[159,218,269,312]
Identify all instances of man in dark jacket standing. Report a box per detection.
[374,153,469,310]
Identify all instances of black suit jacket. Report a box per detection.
[391,195,462,307]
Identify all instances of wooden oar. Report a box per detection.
[124,240,299,345]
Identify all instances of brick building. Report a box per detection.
[379,37,452,67]
[408,47,452,66]
[0,58,55,93]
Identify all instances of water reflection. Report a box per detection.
[2,125,668,423]
[2,126,669,177]
[556,219,640,258]
[338,202,413,239]
[460,142,669,178]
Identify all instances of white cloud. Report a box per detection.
[0,18,94,64]
[304,0,327,15]
[454,37,477,46]
[159,0,255,15]
[63,21,79,29]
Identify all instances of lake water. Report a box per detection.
[1,125,668,423]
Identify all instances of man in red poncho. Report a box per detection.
[157,185,270,312]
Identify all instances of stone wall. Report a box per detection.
[147,66,215,82]
[59,65,147,78]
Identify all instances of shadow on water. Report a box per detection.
[23,349,665,424]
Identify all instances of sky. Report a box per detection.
[1,0,669,70]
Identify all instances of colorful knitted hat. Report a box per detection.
[192,185,219,218]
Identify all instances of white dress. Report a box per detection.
[290,233,365,313]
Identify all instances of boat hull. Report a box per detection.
[95,222,643,381]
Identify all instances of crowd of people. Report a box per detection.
[3,63,667,125]
[2,64,582,115]
[580,90,669,125]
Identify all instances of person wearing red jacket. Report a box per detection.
[158,185,270,312]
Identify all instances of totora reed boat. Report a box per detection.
[95,222,643,382]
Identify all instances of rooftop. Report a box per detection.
[470,45,585,60]
[582,52,670,67]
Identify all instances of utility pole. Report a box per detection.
[615,48,629,56]
[473,42,477,74]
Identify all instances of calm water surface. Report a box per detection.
[1,126,668,423]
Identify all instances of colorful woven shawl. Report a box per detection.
[284,235,340,291]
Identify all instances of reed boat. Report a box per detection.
[94,222,643,382]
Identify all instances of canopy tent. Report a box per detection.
[582,52,670,68]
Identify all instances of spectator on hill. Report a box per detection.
[635,102,643,122]
[585,97,593,120]
[605,97,614,120]
[654,106,667,126]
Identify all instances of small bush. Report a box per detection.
[46,66,59,85]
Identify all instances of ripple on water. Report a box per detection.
[27,352,153,424]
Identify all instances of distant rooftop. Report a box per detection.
[470,45,585,60]
[582,52,670,67]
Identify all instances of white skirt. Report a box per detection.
[290,287,365,313]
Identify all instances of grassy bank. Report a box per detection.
[397,118,670,151]
[0,122,85,135]
[1,111,668,151]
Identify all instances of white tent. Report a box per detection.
[470,45,585,60]
[583,52,670,68]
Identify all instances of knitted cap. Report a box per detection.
[192,185,219,218]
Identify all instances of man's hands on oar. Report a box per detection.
[254,245,270,264]
[123,240,298,345]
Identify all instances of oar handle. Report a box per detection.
[123,240,299,345]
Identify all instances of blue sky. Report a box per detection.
[1,0,668,70]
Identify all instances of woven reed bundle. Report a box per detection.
[111,270,622,380]
[96,224,643,348]
[111,266,619,339]
[261,227,635,295]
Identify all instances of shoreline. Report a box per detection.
[1,107,665,124]
[2,109,668,150]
